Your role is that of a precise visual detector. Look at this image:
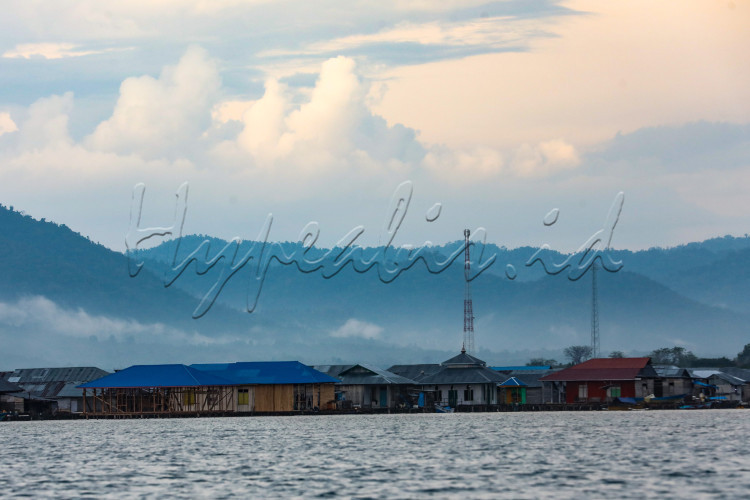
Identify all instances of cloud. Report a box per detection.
[594,121,750,173]
[2,43,113,60]
[330,318,383,339]
[227,55,424,177]
[422,145,504,182]
[86,46,220,160]
[261,15,552,62]
[511,139,580,177]
[0,295,237,346]
[372,0,750,150]
[1,42,747,254]
[0,112,18,136]
[16,92,75,151]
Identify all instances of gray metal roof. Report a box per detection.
[56,382,87,398]
[419,366,506,385]
[3,367,109,384]
[386,364,441,383]
[718,367,750,382]
[0,378,22,394]
[708,372,745,386]
[441,351,486,367]
[313,364,416,385]
[653,365,691,378]
[687,368,721,379]
[4,381,86,399]
[1,367,110,399]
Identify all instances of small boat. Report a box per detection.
[435,405,454,413]
[645,394,688,403]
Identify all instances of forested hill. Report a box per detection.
[1,204,748,370]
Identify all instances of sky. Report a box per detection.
[1,0,749,253]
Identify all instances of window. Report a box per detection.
[578,383,588,399]
[463,387,474,402]
[238,389,249,406]
[607,386,621,398]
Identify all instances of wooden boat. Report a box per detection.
[435,405,454,413]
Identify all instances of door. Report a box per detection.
[448,390,458,407]
[379,388,387,408]
[654,379,663,397]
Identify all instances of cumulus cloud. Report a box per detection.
[86,46,220,159]
[16,92,75,151]
[330,318,383,339]
[0,112,18,136]
[227,55,424,177]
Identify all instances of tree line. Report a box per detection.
[528,343,750,368]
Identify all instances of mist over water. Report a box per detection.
[1,411,748,498]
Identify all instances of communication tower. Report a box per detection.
[591,261,600,358]
[463,229,475,355]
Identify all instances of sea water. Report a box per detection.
[1,410,748,498]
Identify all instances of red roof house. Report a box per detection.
[540,357,658,403]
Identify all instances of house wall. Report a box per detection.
[255,385,294,412]
[525,388,543,405]
[235,386,255,412]
[340,385,365,406]
[565,381,636,403]
[0,395,24,412]
[432,384,495,406]
[338,385,413,409]
[635,379,655,398]
[708,377,742,401]
[56,398,72,412]
[252,384,335,412]
[661,378,692,397]
[541,381,566,403]
[319,384,335,409]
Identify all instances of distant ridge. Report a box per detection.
[1,204,748,370]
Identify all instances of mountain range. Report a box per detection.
[1,204,748,371]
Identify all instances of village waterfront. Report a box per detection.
[1,410,748,499]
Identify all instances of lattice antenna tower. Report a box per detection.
[463,229,475,355]
[591,261,600,358]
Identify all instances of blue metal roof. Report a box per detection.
[78,362,338,389]
[499,377,527,387]
[191,361,339,385]
[78,364,236,389]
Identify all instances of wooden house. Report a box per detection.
[313,364,417,409]
[1,367,109,416]
[498,377,527,404]
[396,348,504,407]
[718,368,750,402]
[689,369,745,402]
[79,361,338,417]
[540,357,658,404]
[491,367,557,404]
[652,365,693,398]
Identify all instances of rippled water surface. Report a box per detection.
[1,410,749,498]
